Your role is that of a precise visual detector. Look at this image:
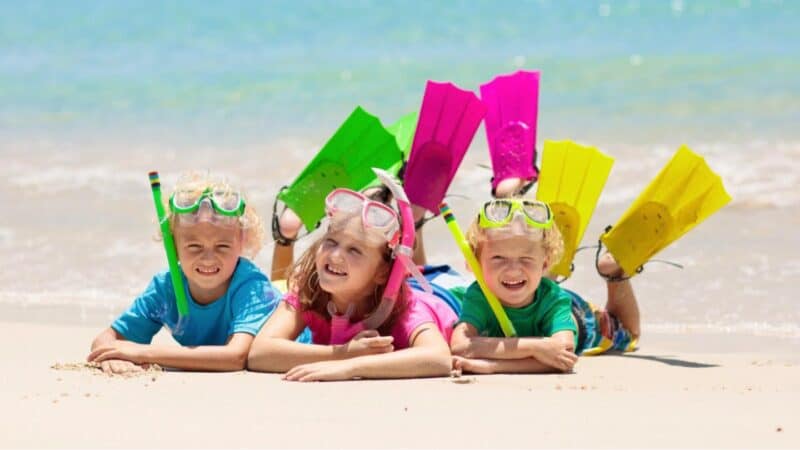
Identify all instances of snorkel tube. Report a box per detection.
[361,168,421,330]
[149,171,190,317]
[439,202,516,337]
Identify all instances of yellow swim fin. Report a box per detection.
[536,140,614,279]
[601,145,732,276]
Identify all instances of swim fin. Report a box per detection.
[403,81,486,214]
[536,140,614,279]
[386,111,418,163]
[363,111,418,191]
[480,70,541,193]
[277,106,403,231]
[600,145,732,276]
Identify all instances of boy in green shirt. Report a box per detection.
[450,198,640,374]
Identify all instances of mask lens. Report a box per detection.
[174,189,203,209]
[484,200,512,223]
[365,203,396,228]
[211,188,242,213]
[522,201,550,224]
[327,190,364,215]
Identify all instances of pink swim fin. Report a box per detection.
[480,70,540,193]
[403,81,486,214]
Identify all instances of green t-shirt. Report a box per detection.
[459,278,578,348]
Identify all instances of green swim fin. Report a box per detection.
[277,107,403,231]
[600,145,732,276]
[386,111,418,162]
[535,140,614,279]
[363,111,419,190]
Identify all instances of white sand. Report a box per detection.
[2,322,798,449]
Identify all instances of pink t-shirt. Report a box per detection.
[284,286,457,349]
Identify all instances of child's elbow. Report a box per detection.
[228,350,248,371]
[246,341,276,372]
[432,353,454,376]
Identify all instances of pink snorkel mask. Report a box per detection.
[323,168,432,345]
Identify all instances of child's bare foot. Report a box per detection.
[597,253,625,279]
[278,208,303,241]
[494,177,527,198]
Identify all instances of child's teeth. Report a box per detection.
[327,265,346,275]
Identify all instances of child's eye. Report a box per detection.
[217,244,231,250]
[491,255,505,261]
[323,238,337,248]
[187,244,202,251]
[348,247,362,256]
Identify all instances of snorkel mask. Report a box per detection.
[478,198,554,238]
[322,168,431,345]
[170,186,247,227]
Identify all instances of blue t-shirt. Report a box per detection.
[112,258,311,345]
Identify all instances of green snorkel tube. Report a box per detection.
[149,171,190,317]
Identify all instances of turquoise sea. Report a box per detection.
[1,0,799,336]
[2,0,798,146]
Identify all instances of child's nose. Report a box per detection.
[329,247,345,263]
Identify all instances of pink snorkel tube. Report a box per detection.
[326,168,431,344]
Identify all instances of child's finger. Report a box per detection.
[100,361,113,374]
[366,336,394,347]
[283,366,307,381]
[353,330,380,340]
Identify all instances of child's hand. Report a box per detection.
[278,208,303,241]
[282,360,354,382]
[538,338,578,372]
[87,341,150,365]
[452,355,497,374]
[339,330,394,357]
[98,359,144,375]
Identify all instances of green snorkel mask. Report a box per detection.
[170,187,246,225]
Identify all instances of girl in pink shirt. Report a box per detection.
[247,186,455,381]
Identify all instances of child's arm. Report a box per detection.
[90,328,145,375]
[282,322,452,381]
[450,322,577,372]
[453,355,558,374]
[247,301,395,372]
[88,330,257,371]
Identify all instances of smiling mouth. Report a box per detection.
[501,279,526,290]
[325,264,347,277]
[196,266,221,276]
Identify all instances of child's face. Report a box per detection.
[478,235,548,308]
[315,217,388,304]
[174,222,243,303]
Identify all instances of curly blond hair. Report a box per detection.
[162,171,265,259]
[465,199,564,271]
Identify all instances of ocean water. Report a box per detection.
[1,0,798,336]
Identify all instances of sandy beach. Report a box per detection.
[3,2,800,448]
[2,321,798,449]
